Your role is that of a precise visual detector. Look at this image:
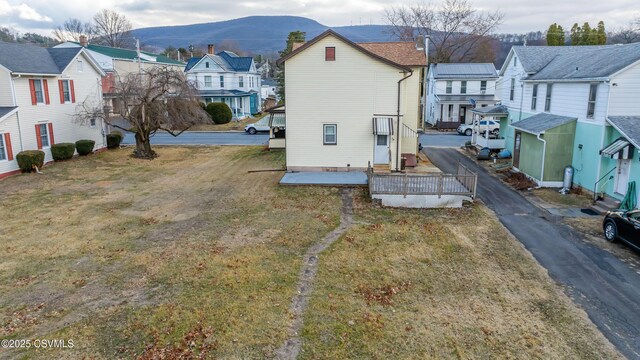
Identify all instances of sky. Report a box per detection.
[1,0,638,36]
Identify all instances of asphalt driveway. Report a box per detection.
[426,147,640,359]
[122,131,269,146]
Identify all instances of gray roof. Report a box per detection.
[262,79,277,86]
[47,47,82,72]
[0,42,61,74]
[526,43,640,81]
[471,104,509,116]
[0,106,17,119]
[431,63,497,79]
[511,113,576,134]
[437,94,497,102]
[607,116,640,148]
[512,45,608,74]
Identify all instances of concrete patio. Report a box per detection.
[280,172,368,186]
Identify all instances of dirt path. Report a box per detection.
[275,189,354,359]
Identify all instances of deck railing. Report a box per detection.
[367,162,477,199]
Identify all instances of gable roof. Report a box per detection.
[511,113,576,134]
[185,52,254,73]
[357,42,426,67]
[0,106,18,121]
[277,29,412,72]
[61,42,183,66]
[47,47,83,72]
[526,43,640,81]
[607,116,640,149]
[0,41,62,74]
[430,63,497,79]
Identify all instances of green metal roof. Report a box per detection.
[70,42,183,65]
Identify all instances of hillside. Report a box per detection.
[131,15,397,54]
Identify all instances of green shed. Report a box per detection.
[511,113,577,187]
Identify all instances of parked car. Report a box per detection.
[603,210,640,250]
[457,120,500,136]
[245,117,270,135]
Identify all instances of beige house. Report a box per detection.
[278,30,427,172]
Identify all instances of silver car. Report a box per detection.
[457,120,500,136]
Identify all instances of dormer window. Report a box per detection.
[206,62,209,68]
[325,47,335,61]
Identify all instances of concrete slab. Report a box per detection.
[546,208,601,218]
[280,172,367,186]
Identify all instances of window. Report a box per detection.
[323,124,337,145]
[33,79,44,104]
[90,118,96,127]
[204,75,212,87]
[446,81,452,94]
[545,83,552,112]
[325,47,335,61]
[38,124,50,148]
[531,84,538,110]
[0,134,6,161]
[460,81,467,94]
[376,135,387,146]
[587,83,597,119]
[510,78,515,101]
[513,57,517,67]
[77,60,83,72]
[205,62,209,68]
[61,80,71,102]
[219,76,224,88]
[480,81,487,92]
[239,76,244,88]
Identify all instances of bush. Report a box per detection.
[16,150,45,172]
[75,140,95,155]
[51,143,75,161]
[206,102,233,124]
[107,132,123,149]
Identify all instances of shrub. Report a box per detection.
[206,102,232,124]
[75,140,95,155]
[16,150,45,172]
[107,132,123,149]
[51,143,75,161]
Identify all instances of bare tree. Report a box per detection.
[53,18,94,42]
[75,67,211,159]
[385,0,504,63]
[92,9,133,48]
[609,17,640,44]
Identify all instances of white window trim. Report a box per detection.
[323,124,337,145]
[0,133,7,162]
[33,79,45,105]
[61,79,72,104]
[38,123,51,149]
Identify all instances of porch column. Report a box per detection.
[233,97,238,118]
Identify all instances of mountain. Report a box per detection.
[131,16,398,54]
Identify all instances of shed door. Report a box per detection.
[615,159,631,195]
[513,131,522,168]
[374,135,390,165]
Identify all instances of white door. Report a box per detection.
[614,159,631,195]
[374,135,389,164]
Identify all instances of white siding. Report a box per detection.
[0,113,22,175]
[609,61,640,116]
[0,68,14,106]
[285,35,414,170]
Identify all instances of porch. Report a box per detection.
[199,90,260,119]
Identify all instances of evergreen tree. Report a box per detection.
[581,22,593,45]
[546,23,565,45]
[596,21,607,45]
[570,23,582,45]
[275,31,306,101]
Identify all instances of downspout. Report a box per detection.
[396,70,414,172]
[10,74,24,151]
[537,132,547,186]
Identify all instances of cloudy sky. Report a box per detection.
[1,0,638,36]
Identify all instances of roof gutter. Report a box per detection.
[395,70,413,172]
[537,132,547,184]
[523,78,609,83]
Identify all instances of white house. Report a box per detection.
[0,41,106,178]
[425,63,499,129]
[497,43,640,207]
[261,79,277,101]
[184,45,261,119]
[278,30,426,172]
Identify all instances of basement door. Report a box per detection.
[614,159,631,196]
[374,135,390,164]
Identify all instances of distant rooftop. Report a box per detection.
[185,51,254,72]
[60,41,183,66]
[430,63,498,79]
[357,42,426,67]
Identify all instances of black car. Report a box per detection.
[603,210,640,250]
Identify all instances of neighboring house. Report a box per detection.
[0,41,106,178]
[497,43,640,206]
[278,30,426,172]
[261,78,277,101]
[55,36,184,118]
[425,63,499,129]
[184,44,261,119]
[257,59,271,79]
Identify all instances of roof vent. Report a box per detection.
[575,66,579,71]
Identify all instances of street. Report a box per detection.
[122,131,269,146]
[419,132,468,148]
[426,147,640,359]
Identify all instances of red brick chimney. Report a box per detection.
[79,35,88,47]
[208,44,215,55]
